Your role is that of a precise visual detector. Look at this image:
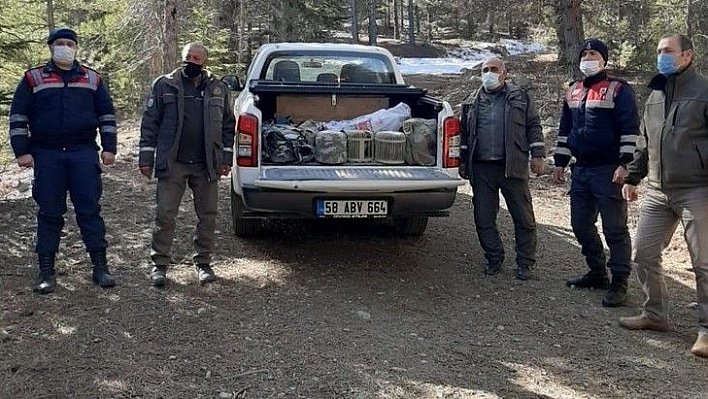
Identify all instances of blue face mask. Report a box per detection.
[657,53,679,76]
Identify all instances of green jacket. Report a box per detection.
[139,67,236,181]
[459,82,545,181]
[627,65,708,189]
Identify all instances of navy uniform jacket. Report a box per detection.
[8,60,117,157]
[554,71,639,168]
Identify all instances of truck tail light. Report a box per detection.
[236,113,258,167]
[443,116,461,168]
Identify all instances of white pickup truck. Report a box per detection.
[227,42,464,236]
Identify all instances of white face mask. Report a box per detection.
[481,71,502,91]
[579,60,602,77]
[52,45,76,65]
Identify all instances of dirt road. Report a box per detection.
[1,69,706,398]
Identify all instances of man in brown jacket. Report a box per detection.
[139,42,236,287]
[619,34,708,358]
[459,57,546,280]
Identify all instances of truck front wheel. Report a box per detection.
[231,184,261,237]
[393,216,429,237]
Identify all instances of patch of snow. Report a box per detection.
[400,39,548,75]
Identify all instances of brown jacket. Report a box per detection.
[627,65,708,189]
[139,68,236,181]
[459,83,545,181]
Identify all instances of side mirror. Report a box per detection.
[222,75,242,91]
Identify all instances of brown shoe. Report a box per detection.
[618,314,669,332]
[691,334,708,358]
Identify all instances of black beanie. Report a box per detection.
[47,28,78,45]
[579,38,608,63]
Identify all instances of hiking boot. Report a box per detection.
[484,263,501,276]
[515,265,532,281]
[566,271,609,289]
[691,334,708,358]
[602,275,628,307]
[34,253,56,295]
[195,264,216,284]
[150,265,167,287]
[90,250,116,288]
[618,314,668,332]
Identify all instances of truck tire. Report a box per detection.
[231,183,260,237]
[393,216,428,237]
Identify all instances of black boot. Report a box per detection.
[566,270,609,289]
[89,250,115,288]
[602,274,629,307]
[34,253,56,294]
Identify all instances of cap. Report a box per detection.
[47,27,78,45]
[579,38,608,63]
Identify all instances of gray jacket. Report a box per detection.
[139,67,236,181]
[459,83,545,181]
[626,65,708,189]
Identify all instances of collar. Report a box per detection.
[44,60,81,74]
[648,63,696,91]
[582,70,607,87]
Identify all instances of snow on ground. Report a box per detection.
[399,39,548,75]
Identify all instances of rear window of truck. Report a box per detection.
[260,51,396,84]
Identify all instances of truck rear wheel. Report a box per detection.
[393,216,428,236]
[231,183,261,237]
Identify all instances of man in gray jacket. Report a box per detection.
[619,34,708,358]
[139,42,236,287]
[459,57,546,280]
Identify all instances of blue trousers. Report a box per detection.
[32,147,107,254]
[570,165,631,276]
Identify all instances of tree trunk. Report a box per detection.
[163,0,178,73]
[555,0,584,81]
[393,0,400,40]
[351,0,359,43]
[368,0,377,45]
[46,0,55,33]
[407,0,414,43]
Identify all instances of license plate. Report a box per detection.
[317,200,388,218]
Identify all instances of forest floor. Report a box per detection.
[1,45,706,398]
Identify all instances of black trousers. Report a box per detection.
[471,162,537,268]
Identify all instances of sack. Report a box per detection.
[262,124,314,164]
[324,102,412,133]
[402,118,437,165]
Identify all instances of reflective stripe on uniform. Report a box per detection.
[9,114,28,123]
[33,83,64,93]
[10,128,29,137]
[140,147,156,152]
[620,145,635,153]
[99,126,117,134]
[555,147,572,156]
[556,136,568,143]
[530,142,544,148]
[68,82,98,90]
[99,114,116,122]
[584,81,621,109]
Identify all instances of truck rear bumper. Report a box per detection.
[240,186,457,218]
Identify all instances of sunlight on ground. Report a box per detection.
[53,321,76,336]
[502,361,600,399]
[216,259,292,287]
[620,354,672,369]
[95,378,128,393]
[376,379,501,398]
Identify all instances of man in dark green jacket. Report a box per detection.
[459,57,546,280]
[619,34,708,358]
[139,42,236,287]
